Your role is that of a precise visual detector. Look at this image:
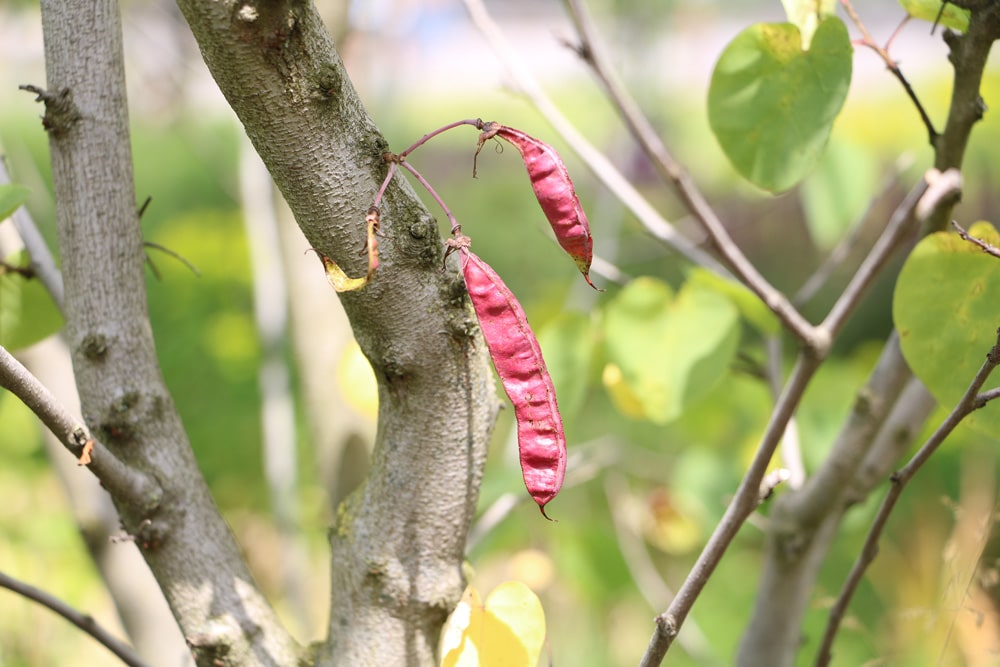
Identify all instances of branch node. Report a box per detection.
[18,84,81,135]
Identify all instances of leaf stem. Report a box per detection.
[398,161,462,234]
[398,118,484,158]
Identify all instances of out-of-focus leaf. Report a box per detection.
[0,250,63,350]
[708,18,852,193]
[603,277,739,424]
[893,222,1000,435]
[687,267,780,334]
[781,0,837,48]
[0,184,30,221]
[336,338,378,420]
[899,0,969,32]
[440,582,546,667]
[800,139,880,249]
[536,312,593,421]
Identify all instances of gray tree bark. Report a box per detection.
[33,0,497,665]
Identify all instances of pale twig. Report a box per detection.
[793,156,910,307]
[562,0,818,349]
[0,569,150,667]
[459,0,731,279]
[0,157,64,308]
[840,0,938,144]
[815,329,1000,666]
[639,352,825,666]
[765,336,805,489]
[818,171,949,336]
[0,344,158,504]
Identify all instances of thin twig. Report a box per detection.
[562,0,818,349]
[0,157,64,308]
[953,219,1000,258]
[639,352,825,666]
[793,157,910,307]
[819,171,949,336]
[765,336,805,489]
[815,328,1000,666]
[840,0,938,145]
[0,344,158,504]
[460,0,732,279]
[398,161,462,234]
[0,569,151,667]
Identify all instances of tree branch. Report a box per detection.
[34,0,301,663]
[0,569,150,667]
[562,0,819,349]
[0,157,64,307]
[460,0,731,278]
[0,343,157,504]
[815,329,1000,665]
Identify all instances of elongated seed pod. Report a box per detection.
[488,125,597,290]
[461,248,567,519]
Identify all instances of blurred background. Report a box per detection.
[2,0,1000,665]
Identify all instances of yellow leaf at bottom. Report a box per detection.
[440,582,546,667]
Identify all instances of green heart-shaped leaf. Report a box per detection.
[899,0,969,32]
[893,222,1000,434]
[708,17,852,193]
[603,277,739,424]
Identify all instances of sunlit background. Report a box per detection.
[2,0,1000,665]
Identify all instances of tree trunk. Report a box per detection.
[172,2,499,665]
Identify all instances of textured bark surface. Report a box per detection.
[38,0,304,664]
[173,1,498,665]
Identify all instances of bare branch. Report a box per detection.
[815,329,1000,665]
[953,219,1000,258]
[0,569,150,667]
[0,157,64,307]
[639,352,825,666]
[818,170,955,336]
[460,0,730,278]
[562,0,819,349]
[840,0,938,144]
[0,343,157,503]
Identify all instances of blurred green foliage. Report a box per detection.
[3,3,1000,665]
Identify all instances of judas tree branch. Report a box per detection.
[0,569,149,667]
[173,1,497,664]
[34,0,300,664]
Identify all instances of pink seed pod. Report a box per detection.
[457,242,567,519]
[479,122,598,290]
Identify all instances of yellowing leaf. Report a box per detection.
[440,582,546,667]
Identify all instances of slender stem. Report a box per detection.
[953,219,1000,258]
[819,172,943,336]
[398,161,461,234]
[639,352,824,666]
[840,0,938,144]
[0,157,65,308]
[815,329,1000,665]
[0,343,157,503]
[563,0,819,349]
[0,569,150,667]
[398,118,483,158]
[373,161,397,209]
[460,0,732,278]
[793,159,908,307]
